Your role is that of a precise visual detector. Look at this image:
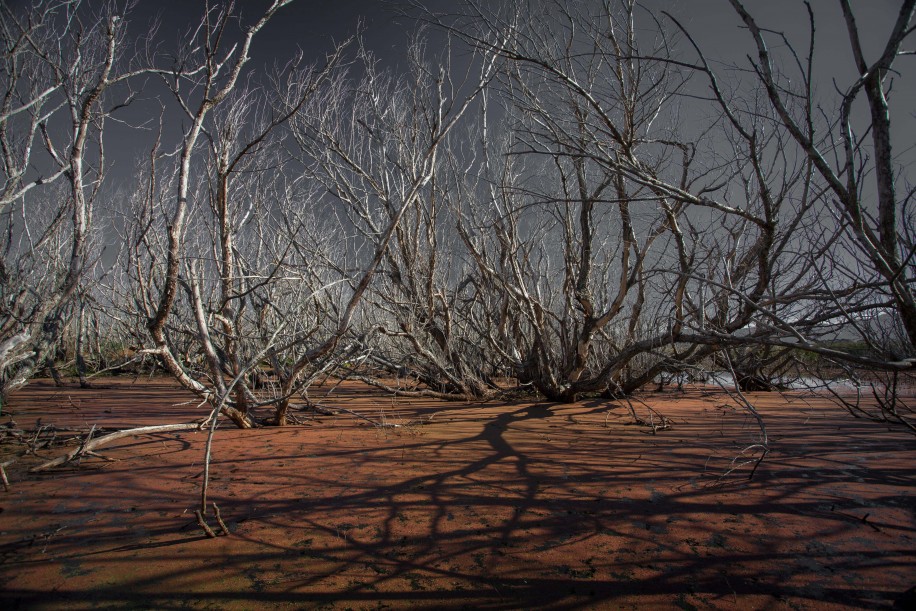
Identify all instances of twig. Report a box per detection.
[200,409,219,513]
[339,407,401,428]
[83,450,116,462]
[624,395,671,433]
[27,425,48,454]
[199,321,290,514]
[303,403,338,416]
[717,352,769,480]
[212,502,230,535]
[195,509,217,538]
[0,462,10,491]
[85,354,145,380]
[75,424,97,463]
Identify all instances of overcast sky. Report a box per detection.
[111,0,912,153]
[111,0,911,129]
[118,0,909,70]
[10,0,910,199]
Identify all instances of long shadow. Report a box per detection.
[1,384,914,609]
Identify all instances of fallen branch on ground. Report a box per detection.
[30,422,203,472]
[0,460,11,491]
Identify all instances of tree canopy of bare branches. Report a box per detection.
[2,0,912,432]
[0,0,152,398]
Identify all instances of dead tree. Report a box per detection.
[121,0,304,428]
[0,1,150,398]
[427,0,914,408]
[437,0,776,400]
[722,0,915,364]
[276,37,499,420]
[325,41,505,401]
[116,9,496,426]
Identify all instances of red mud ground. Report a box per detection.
[0,377,913,609]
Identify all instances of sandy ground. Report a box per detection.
[0,377,913,609]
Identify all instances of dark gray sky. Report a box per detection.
[119,1,909,77]
[114,0,911,154]
[125,0,450,71]
[5,0,906,95]
[115,0,912,109]
[13,0,912,202]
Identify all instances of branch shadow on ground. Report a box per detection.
[1,387,914,609]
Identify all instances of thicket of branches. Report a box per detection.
[1,0,913,431]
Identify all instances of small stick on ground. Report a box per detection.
[212,502,230,535]
[83,451,117,462]
[75,424,97,464]
[0,462,10,491]
[195,509,217,538]
[861,512,881,532]
[340,407,401,428]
